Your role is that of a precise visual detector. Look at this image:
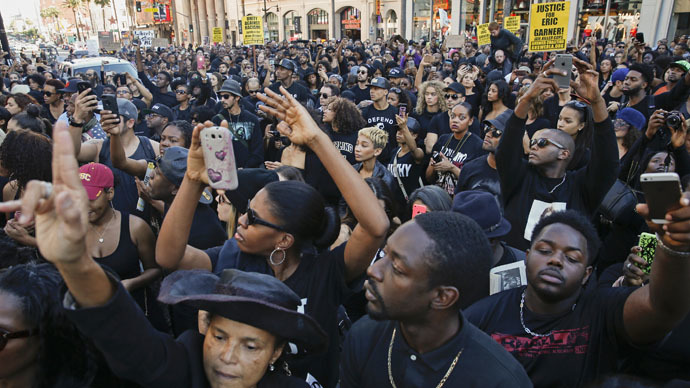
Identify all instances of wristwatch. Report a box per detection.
[68,116,85,127]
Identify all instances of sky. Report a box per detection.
[3,0,41,25]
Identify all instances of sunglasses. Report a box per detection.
[483,127,503,138]
[175,90,188,94]
[43,91,58,97]
[220,94,232,99]
[320,93,331,98]
[358,70,367,74]
[117,90,131,95]
[246,200,285,231]
[247,89,260,94]
[0,328,39,351]
[530,138,566,150]
[445,93,460,99]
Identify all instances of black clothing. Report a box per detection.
[329,129,358,165]
[490,29,523,62]
[205,240,353,388]
[431,132,486,194]
[40,103,62,125]
[268,81,312,105]
[386,147,424,201]
[63,276,309,388]
[361,103,399,163]
[627,81,690,124]
[172,104,192,122]
[347,84,371,104]
[340,314,533,387]
[217,109,264,168]
[411,108,436,137]
[353,160,397,195]
[466,286,636,388]
[541,96,563,127]
[496,242,526,266]
[455,155,501,202]
[162,202,227,250]
[525,118,551,139]
[138,71,177,107]
[496,114,619,250]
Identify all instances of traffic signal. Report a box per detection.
[136,1,141,12]
[189,24,193,33]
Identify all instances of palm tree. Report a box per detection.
[63,0,82,41]
[94,0,111,31]
[40,7,62,40]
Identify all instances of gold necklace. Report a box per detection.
[387,328,463,388]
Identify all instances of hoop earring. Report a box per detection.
[269,248,286,266]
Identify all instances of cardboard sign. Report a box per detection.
[477,23,491,46]
[152,38,169,48]
[445,34,465,48]
[528,1,569,52]
[132,30,155,47]
[504,15,520,33]
[242,16,264,46]
[212,27,223,43]
[86,38,99,56]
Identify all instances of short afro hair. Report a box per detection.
[628,63,654,86]
[413,211,492,309]
[530,209,600,265]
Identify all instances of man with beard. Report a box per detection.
[267,59,312,105]
[340,212,532,387]
[653,60,688,95]
[348,64,372,104]
[135,42,176,107]
[623,63,690,123]
[216,79,263,168]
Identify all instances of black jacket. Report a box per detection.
[490,29,523,62]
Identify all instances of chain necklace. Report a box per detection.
[548,173,567,194]
[387,328,463,388]
[93,209,116,244]
[519,290,553,337]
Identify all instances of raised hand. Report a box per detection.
[100,110,122,136]
[637,192,690,251]
[0,121,88,264]
[73,88,98,122]
[257,87,326,147]
[187,120,231,184]
[570,57,601,103]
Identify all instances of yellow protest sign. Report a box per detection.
[212,27,223,43]
[504,16,520,33]
[477,23,491,46]
[528,1,569,52]
[242,16,264,46]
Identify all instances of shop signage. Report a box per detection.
[477,23,491,46]
[376,0,381,15]
[528,1,569,52]
[434,0,449,11]
[343,16,361,30]
[504,15,520,33]
[212,27,223,43]
[242,16,265,45]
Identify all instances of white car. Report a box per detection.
[60,56,137,80]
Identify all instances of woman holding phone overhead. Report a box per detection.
[154,86,390,388]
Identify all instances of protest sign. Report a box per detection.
[477,23,491,46]
[445,34,464,48]
[528,1,569,52]
[132,30,155,47]
[212,27,223,43]
[504,16,520,33]
[152,38,169,48]
[242,16,264,45]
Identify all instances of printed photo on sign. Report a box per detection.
[524,200,566,241]
[490,261,527,295]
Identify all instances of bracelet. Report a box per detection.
[655,233,690,257]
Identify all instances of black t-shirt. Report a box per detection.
[268,81,312,105]
[206,240,352,388]
[525,118,551,139]
[455,155,501,202]
[329,130,358,165]
[172,104,192,123]
[217,109,264,168]
[431,132,486,195]
[340,313,533,387]
[348,84,371,104]
[360,103,400,164]
[386,147,424,201]
[465,286,636,388]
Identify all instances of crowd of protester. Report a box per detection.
[2,25,690,387]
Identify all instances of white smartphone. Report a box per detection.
[551,54,573,90]
[640,172,683,224]
[200,126,239,191]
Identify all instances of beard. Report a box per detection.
[622,85,642,97]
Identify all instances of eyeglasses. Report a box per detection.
[220,94,232,99]
[247,89,260,94]
[146,113,162,119]
[530,138,566,150]
[0,328,39,351]
[246,200,285,231]
[568,100,588,110]
[320,93,331,99]
[445,93,460,99]
[175,90,188,94]
[483,127,503,138]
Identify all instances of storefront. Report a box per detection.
[577,0,643,43]
[266,12,279,42]
[308,8,329,40]
[283,11,302,41]
[386,10,398,37]
[412,0,453,41]
[341,7,362,41]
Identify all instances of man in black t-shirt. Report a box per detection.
[360,77,399,164]
[266,59,312,105]
[466,208,690,387]
[217,80,264,168]
[348,64,372,104]
[341,212,532,387]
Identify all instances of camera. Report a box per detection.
[432,151,443,163]
[268,129,280,137]
[664,111,683,131]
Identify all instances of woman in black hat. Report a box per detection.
[0,121,327,388]
[155,86,389,387]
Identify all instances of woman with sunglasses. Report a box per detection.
[156,87,389,387]
[39,79,65,125]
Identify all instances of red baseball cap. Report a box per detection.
[79,163,114,200]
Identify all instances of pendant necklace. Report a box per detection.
[94,209,116,244]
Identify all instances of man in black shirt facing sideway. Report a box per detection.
[348,64,372,104]
[217,79,264,168]
[360,77,399,164]
[340,212,532,387]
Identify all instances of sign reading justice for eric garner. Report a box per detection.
[242,16,264,46]
[528,1,569,52]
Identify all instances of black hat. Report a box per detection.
[218,79,242,97]
[143,103,174,122]
[370,76,390,89]
[388,67,405,78]
[482,109,513,132]
[445,82,466,95]
[277,58,296,72]
[159,269,328,352]
[451,191,511,239]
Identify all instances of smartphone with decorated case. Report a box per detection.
[200,126,238,191]
[637,232,656,274]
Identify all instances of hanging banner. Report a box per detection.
[242,16,264,45]
[212,27,223,43]
[504,15,520,33]
[477,23,491,46]
[528,1,569,52]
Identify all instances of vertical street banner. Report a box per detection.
[504,16,520,33]
[477,23,491,46]
[212,27,223,43]
[242,16,264,46]
[528,1,569,52]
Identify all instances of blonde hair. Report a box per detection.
[358,126,389,150]
[415,80,448,115]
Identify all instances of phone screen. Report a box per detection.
[640,173,682,223]
[398,104,407,117]
[412,204,428,218]
[196,55,205,70]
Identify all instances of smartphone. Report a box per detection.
[269,59,274,66]
[636,32,645,44]
[398,103,407,117]
[118,73,127,86]
[196,54,205,70]
[432,151,443,163]
[638,232,656,274]
[200,126,239,191]
[412,204,428,218]
[550,54,573,89]
[640,172,682,224]
[77,81,95,96]
[101,94,120,122]
[430,66,437,72]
